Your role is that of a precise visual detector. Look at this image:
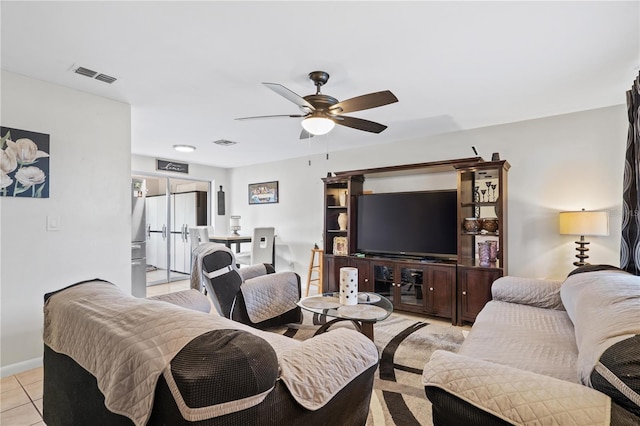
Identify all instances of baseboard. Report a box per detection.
[0,356,43,378]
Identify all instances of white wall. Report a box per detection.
[229,105,626,283]
[131,155,230,234]
[0,71,131,375]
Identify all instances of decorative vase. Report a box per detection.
[463,217,481,233]
[477,242,491,267]
[337,212,348,230]
[488,240,498,262]
[481,217,499,233]
[339,267,358,305]
[339,190,347,207]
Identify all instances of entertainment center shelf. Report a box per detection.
[321,157,510,325]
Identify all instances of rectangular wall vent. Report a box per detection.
[213,139,238,146]
[74,67,98,78]
[72,65,117,84]
[95,74,117,84]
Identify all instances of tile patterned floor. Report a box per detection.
[0,367,45,425]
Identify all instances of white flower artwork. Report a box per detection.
[1,127,50,198]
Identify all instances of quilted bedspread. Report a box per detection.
[43,281,378,426]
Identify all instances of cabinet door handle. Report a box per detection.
[462,291,467,295]
[429,287,434,291]
[364,278,369,282]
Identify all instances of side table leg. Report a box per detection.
[360,322,374,341]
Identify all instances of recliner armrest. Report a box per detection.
[423,350,611,425]
[238,263,273,281]
[491,276,564,310]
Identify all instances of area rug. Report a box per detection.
[276,312,466,426]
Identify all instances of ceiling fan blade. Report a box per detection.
[333,115,388,133]
[235,114,306,121]
[299,129,315,140]
[330,90,398,114]
[263,83,316,111]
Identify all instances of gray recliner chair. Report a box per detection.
[192,243,302,329]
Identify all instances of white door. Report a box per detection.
[172,192,198,274]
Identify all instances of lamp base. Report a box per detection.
[231,229,240,236]
[573,237,590,267]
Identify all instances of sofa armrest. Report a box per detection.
[491,276,564,309]
[279,328,379,410]
[147,289,211,313]
[423,350,611,425]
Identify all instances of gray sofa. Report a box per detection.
[423,266,640,425]
[43,279,379,426]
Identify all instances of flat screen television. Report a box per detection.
[356,190,457,260]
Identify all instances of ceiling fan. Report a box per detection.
[236,71,398,139]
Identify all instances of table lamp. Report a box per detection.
[230,215,241,236]
[559,209,609,266]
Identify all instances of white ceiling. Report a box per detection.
[2,1,638,168]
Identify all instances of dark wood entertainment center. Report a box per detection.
[322,157,510,325]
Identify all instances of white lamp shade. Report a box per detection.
[559,210,609,236]
[301,116,335,135]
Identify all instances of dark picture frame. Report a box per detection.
[249,181,279,204]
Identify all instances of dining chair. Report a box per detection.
[189,226,211,252]
[236,227,275,267]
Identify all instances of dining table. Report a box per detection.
[209,235,252,253]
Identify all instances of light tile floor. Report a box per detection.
[0,367,45,426]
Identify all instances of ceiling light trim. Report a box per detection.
[173,144,196,152]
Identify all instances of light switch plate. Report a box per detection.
[47,216,60,231]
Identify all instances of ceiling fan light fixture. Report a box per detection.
[301,116,335,135]
[173,144,196,152]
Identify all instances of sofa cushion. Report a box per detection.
[590,335,640,417]
[458,300,579,383]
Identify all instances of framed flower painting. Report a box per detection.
[1,126,50,198]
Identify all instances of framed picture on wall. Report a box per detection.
[248,181,279,204]
[1,126,50,198]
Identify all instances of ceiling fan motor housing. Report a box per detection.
[302,94,339,114]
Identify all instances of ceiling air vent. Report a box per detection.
[213,139,238,146]
[74,67,98,78]
[95,73,117,84]
[72,65,117,84]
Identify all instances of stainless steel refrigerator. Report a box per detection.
[131,178,147,297]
